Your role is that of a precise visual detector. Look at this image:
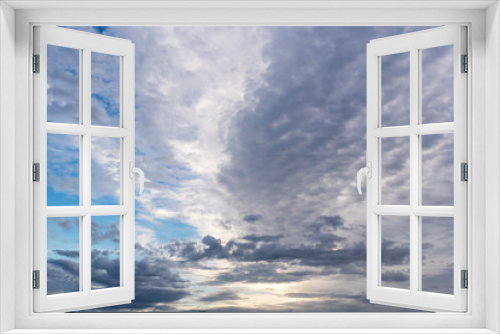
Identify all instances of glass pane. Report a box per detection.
[47,133,79,206]
[421,217,454,294]
[421,45,454,124]
[47,45,80,124]
[91,52,121,127]
[47,217,80,295]
[91,216,121,290]
[381,52,410,127]
[421,134,454,206]
[91,137,121,205]
[381,215,410,289]
[381,136,410,205]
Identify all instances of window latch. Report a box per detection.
[129,161,145,195]
[357,162,372,195]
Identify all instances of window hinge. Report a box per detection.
[33,270,40,289]
[461,270,468,289]
[461,54,468,73]
[33,54,40,73]
[33,163,40,182]
[461,162,468,181]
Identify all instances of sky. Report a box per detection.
[45,26,455,312]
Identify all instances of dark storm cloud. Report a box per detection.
[242,234,283,242]
[207,262,320,285]
[317,215,345,230]
[151,214,350,265]
[48,258,79,276]
[160,229,365,268]
[91,251,120,288]
[242,214,263,223]
[91,220,120,244]
[198,290,245,302]
[285,292,365,300]
[218,27,377,205]
[81,256,190,312]
[55,217,79,231]
[47,261,79,295]
[381,239,410,266]
[53,249,79,258]
[135,287,188,304]
[381,270,410,282]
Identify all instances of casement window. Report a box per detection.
[33,26,142,312]
[362,26,468,312]
[2,2,499,334]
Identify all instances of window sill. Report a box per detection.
[4,329,498,334]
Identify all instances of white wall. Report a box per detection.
[486,2,500,333]
[0,2,16,333]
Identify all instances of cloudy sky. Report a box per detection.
[45,26,455,312]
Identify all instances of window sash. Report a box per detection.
[366,26,468,312]
[32,25,136,313]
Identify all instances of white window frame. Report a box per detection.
[366,26,468,312]
[1,1,499,333]
[33,25,136,313]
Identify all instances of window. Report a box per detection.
[364,26,467,312]
[34,25,465,314]
[2,1,498,333]
[33,26,140,312]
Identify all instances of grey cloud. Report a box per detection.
[91,220,120,244]
[208,263,319,285]
[242,214,263,223]
[381,239,410,266]
[159,229,364,268]
[46,44,80,124]
[91,251,120,289]
[198,290,245,302]
[53,250,79,258]
[48,258,79,276]
[242,234,283,242]
[47,260,79,295]
[381,270,410,282]
[79,256,190,312]
[317,215,345,229]
[54,218,79,231]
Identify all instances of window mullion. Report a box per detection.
[409,47,420,294]
[82,47,92,294]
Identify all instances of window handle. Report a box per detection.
[129,161,145,195]
[357,162,372,195]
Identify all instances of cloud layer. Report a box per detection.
[45,26,453,312]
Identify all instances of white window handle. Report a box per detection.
[129,161,145,195]
[357,162,372,195]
